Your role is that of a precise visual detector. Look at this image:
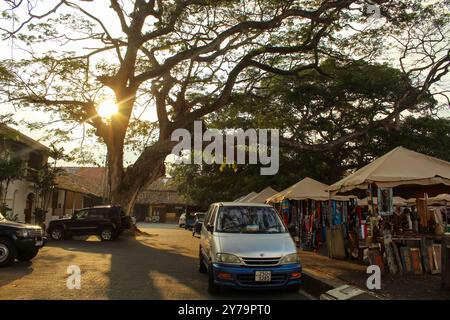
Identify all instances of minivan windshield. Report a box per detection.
[216,206,286,234]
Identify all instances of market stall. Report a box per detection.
[241,187,278,203]
[266,177,352,257]
[357,196,407,207]
[327,146,450,275]
[235,191,257,202]
[407,194,450,233]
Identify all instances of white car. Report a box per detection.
[199,202,301,294]
[178,213,186,227]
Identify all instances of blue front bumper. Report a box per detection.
[212,263,302,289]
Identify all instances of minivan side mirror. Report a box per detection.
[206,224,214,233]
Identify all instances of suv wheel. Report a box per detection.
[18,247,39,261]
[50,227,64,240]
[207,263,220,294]
[0,237,17,267]
[100,227,114,241]
[198,247,207,274]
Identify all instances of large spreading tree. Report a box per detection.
[171,61,450,206]
[0,0,449,213]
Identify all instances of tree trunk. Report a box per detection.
[108,147,124,204]
[3,179,10,205]
[108,139,175,215]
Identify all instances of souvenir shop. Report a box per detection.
[328,147,450,275]
[267,177,354,257]
[276,198,354,256]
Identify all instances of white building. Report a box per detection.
[0,124,50,223]
[1,125,106,226]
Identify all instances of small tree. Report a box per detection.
[31,144,66,226]
[0,152,24,215]
[31,164,64,226]
[0,155,23,202]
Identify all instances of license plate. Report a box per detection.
[255,271,271,282]
[35,239,43,246]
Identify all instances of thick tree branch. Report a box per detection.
[132,3,351,86]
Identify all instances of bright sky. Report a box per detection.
[0,1,448,167]
[0,1,159,166]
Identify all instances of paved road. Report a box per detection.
[0,223,309,300]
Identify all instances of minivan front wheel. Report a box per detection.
[207,263,220,294]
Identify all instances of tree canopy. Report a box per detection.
[0,0,448,212]
[171,60,450,206]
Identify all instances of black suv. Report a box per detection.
[47,205,132,241]
[0,213,45,267]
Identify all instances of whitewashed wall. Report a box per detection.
[3,179,34,222]
[3,181,64,226]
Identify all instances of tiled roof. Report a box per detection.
[57,168,187,205]
[55,173,98,196]
[136,178,188,205]
[0,124,50,153]
[60,167,107,198]
[136,190,187,205]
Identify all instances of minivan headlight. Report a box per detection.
[280,253,300,264]
[216,253,241,264]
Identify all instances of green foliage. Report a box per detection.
[0,0,448,210]
[0,113,16,126]
[30,163,64,212]
[0,152,24,204]
[362,116,450,163]
[171,59,449,206]
[210,59,434,138]
[0,203,18,221]
[32,207,46,225]
[171,116,450,206]
[0,63,13,82]
[2,0,446,159]
[30,143,66,216]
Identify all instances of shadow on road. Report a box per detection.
[44,234,305,300]
[0,261,34,288]
[44,237,201,299]
[0,248,77,289]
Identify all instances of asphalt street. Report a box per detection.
[0,223,310,300]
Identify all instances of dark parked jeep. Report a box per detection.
[47,205,132,241]
[0,213,45,267]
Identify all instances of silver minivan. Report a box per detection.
[199,202,302,293]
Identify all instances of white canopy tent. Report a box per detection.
[328,146,450,197]
[235,191,257,202]
[242,187,278,203]
[267,177,351,203]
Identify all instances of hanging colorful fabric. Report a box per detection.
[281,199,290,225]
